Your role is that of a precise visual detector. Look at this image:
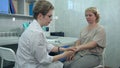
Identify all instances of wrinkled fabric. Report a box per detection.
[15,20,63,68]
[79,25,106,56]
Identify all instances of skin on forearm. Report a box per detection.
[52,51,74,62]
[51,46,76,53]
[51,47,59,52]
[75,40,81,46]
[59,47,66,51]
[51,47,67,62]
[51,47,76,62]
[77,41,97,51]
[52,53,65,62]
[51,47,66,53]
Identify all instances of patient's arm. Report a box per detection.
[76,41,97,52]
[74,40,81,46]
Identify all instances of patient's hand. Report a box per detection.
[63,50,74,57]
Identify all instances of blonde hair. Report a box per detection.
[85,7,100,23]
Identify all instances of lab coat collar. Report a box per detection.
[32,19,44,32]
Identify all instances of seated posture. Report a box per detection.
[15,1,75,68]
[64,7,106,68]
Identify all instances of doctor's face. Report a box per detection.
[42,10,53,26]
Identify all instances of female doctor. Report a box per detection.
[15,0,74,68]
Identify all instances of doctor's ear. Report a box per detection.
[37,13,43,19]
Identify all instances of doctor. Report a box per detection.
[15,0,74,68]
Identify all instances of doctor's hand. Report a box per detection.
[63,50,74,57]
[66,50,76,61]
[63,50,75,61]
[64,47,76,52]
[65,46,80,61]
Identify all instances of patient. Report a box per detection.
[64,7,106,68]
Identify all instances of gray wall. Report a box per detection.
[54,0,120,68]
[0,14,33,36]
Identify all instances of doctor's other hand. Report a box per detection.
[63,50,75,61]
[66,50,76,61]
[63,50,74,57]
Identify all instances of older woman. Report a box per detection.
[64,7,106,68]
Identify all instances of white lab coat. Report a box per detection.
[15,20,63,68]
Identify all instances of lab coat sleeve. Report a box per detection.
[30,32,53,65]
[46,43,55,53]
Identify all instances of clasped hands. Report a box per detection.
[63,46,79,62]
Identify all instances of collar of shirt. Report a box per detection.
[31,19,44,33]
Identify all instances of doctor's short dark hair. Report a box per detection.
[33,0,54,19]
